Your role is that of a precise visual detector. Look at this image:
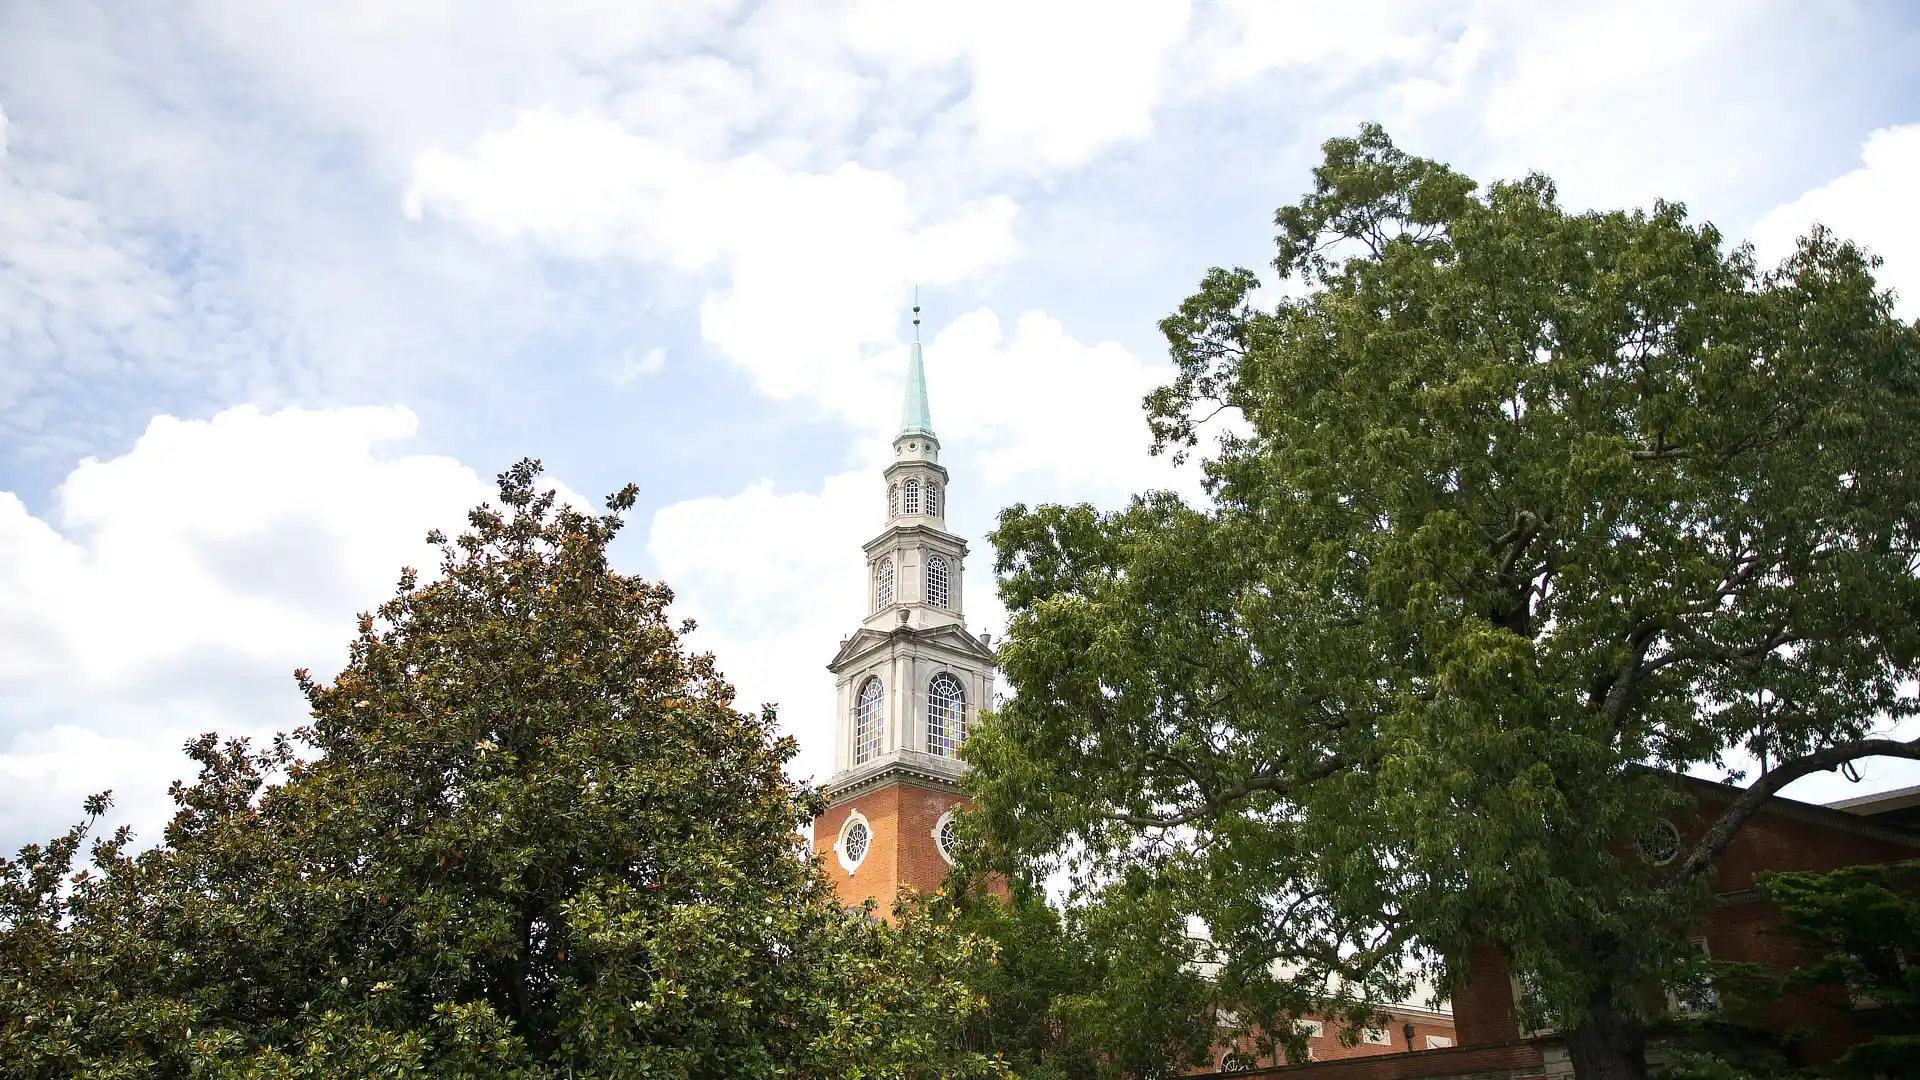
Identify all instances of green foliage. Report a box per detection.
[1759,862,1920,1078]
[916,876,1216,1080]
[0,461,1001,1080]
[970,123,1920,1075]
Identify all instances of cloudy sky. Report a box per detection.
[3,1,1919,852]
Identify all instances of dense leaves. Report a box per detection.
[919,876,1216,1080]
[968,124,1920,1080]
[1761,862,1920,1078]
[0,461,1000,1080]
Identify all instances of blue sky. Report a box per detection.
[3,0,1919,852]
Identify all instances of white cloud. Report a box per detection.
[648,472,874,784]
[615,347,668,384]
[1749,124,1920,320]
[1187,0,1461,86]
[844,0,1194,169]
[405,109,1019,409]
[918,308,1184,497]
[0,405,499,852]
[0,103,185,420]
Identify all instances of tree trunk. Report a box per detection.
[1562,994,1648,1080]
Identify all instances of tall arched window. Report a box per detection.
[927,673,965,757]
[888,483,900,517]
[924,483,939,516]
[874,557,895,607]
[925,554,950,608]
[855,677,884,764]
[903,478,920,514]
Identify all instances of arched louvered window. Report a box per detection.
[924,483,939,516]
[903,478,920,514]
[925,554,950,608]
[855,677,884,763]
[927,673,965,757]
[875,557,895,607]
[888,483,900,517]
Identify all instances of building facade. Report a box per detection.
[811,318,997,913]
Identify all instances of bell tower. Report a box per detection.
[812,306,996,912]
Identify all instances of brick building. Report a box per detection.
[1206,1004,1460,1072]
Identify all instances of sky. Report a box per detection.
[3,1,1920,854]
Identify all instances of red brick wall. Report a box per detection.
[1677,797,1917,893]
[1207,1011,1461,1071]
[1676,796,1913,1064]
[812,779,969,913]
[1447,795,1918,1063]
[1451,945,1519,1047]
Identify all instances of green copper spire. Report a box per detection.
[898,299,934,438]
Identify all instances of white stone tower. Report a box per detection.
[811,306,997,909]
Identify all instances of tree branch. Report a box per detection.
[1109,754,1352,828]
[1666,735,1920,894]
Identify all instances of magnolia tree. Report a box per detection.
[965,126,1920,1080]
[0,462,1000,1080]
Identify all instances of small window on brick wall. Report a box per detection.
[1425,1035,1453,1049]
[1362,1027,1391,1045]
[1667,937,1720,1016]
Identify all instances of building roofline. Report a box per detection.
[1672,772,1920,849]
[1825,781,1920,815]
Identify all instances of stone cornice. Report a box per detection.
[882,459,950,483]
[820,753,967,807]
[861,523,970,557]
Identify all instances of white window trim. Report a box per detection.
[1294,1019,1323,1039]
[1361,1026,1391,1045]
[836,810,873,876]
[1425,1035,1453,1049]
[933,808,960,865]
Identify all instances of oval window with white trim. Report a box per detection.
[837,811,873,875]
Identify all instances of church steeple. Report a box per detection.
[813,302,997,913]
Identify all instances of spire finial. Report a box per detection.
[899,293,934,438]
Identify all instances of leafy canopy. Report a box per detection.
[1,461,1000,1080]
[966,124,1920,1072]
[919,876,1219,1080]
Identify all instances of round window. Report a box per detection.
[1637,818,1682,866]
[835,811,875,875]
[842,819,871,868]
[934,811,960,865]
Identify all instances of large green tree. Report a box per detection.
[0,461,1000,1080]
[966,126,1920,1080]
